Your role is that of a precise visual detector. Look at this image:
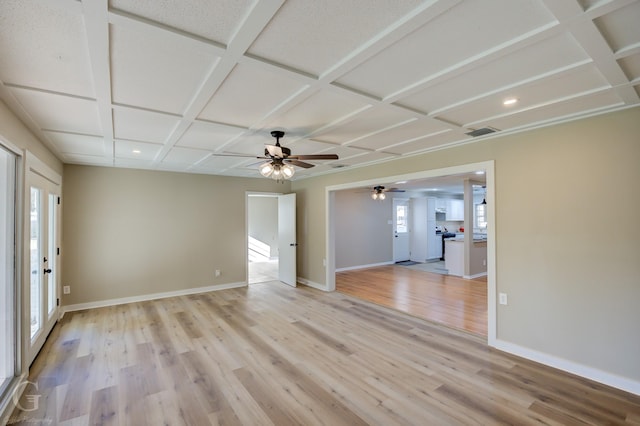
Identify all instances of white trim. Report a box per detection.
[494,339,640,396]
[463,272,488,279]
[297,277,327,291]
[62,281,246,314]
[335,261,395,272]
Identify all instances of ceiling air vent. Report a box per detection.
[331,164,348,169]
[465,127,499,137]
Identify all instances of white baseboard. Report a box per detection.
[493,339,640,396]
[62,281,246,314]
[297,277,328,291]
[335,261,394,272]
[464,272,488,279]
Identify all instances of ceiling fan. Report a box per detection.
[217,130,339,181]
[370,185,405,200]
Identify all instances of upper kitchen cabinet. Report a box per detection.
[447,199,464,221]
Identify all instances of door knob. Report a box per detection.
[44,268,52,274]
[289,243,298,246]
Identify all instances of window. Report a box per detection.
[475,203,487,229]
[396,204,408,233]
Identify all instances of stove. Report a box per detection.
[440,232,456,261]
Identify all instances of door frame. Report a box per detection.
[392,198,410,262]
[246,191,297,286]
[325,160,496,345]
[24,152,62,365]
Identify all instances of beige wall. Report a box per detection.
[334,190,393,269]
[0,100,62,174]
[248,196,278,258]
[62,165,289,305]
[292,107,640,385]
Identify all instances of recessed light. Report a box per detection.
[475,171,485,175]
[132,149,141,154]
[503,98,518,106]
[395,180,408,184]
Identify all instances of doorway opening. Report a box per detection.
[326,160,496,344]
[247,194,279,284]
[246,192,298,287]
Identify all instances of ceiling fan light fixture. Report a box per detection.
[282,163,295,179]
[379,192,386,200]
[259,162,274,177]
[371,192,378,200]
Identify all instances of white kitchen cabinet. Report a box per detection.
[445,240,464,276]
[447,199,464,221]
[435,198,447,213]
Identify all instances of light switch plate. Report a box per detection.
[499,292,508,305]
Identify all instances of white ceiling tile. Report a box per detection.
[62,154,113,166]
[197,63,307,127]
[0,0,95,97]
[196,155,255,172]
[221,133,271,156]
[335,0,556,99]
[113,107,181,143]
[9,87,102,134]
[114,158,155,169]
[397,32,591,114]
[162,146,210,165]
[288,138,340,154]
[348,119,451,151]
[43,131,106,157]
[176,121,245,150]
[340,151,398,166]
[618,53,640,81]
[383,130,464,155]
[265,89,371,133]
[312,106,417,144]
[438,65,611,127]
[593,2,640,52]
[114,139,162,160]
[110,24,218,114]
[246,0,424,76]
[109,0,253,45]
[486,90,624,130]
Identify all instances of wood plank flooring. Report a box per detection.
[10,283,640,425]
[337,265,488,336]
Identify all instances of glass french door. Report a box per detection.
[27,172,60,365]
[0,146,16,393]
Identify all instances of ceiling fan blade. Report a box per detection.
[386,188,406,192]
[285,159,315,169]
[209,153,266,159]
[288,154,339,160]
[265,144,283,158]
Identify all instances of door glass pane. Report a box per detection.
[47,194,57,316]
[30,187,42,339]
[396,205,408,233]
[0,148,16,388]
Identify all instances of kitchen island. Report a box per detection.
[445,238,487,278]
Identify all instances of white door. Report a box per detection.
[278,193,297,287]
[27,171,60,365]
[393,198,410,262]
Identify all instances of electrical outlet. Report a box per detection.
[63,285,70,294]
[499,292,508,305]
[215,269,221,277]
[322,258,326,267]
[483,259,486,266]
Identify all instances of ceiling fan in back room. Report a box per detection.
[213,130,339,182]
[370,185,405,201]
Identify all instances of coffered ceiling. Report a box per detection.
[1,0,638,179]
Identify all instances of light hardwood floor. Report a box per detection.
[337,265,488,336]
[10,283,640,425]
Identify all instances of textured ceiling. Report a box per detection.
[1,0,639,180]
